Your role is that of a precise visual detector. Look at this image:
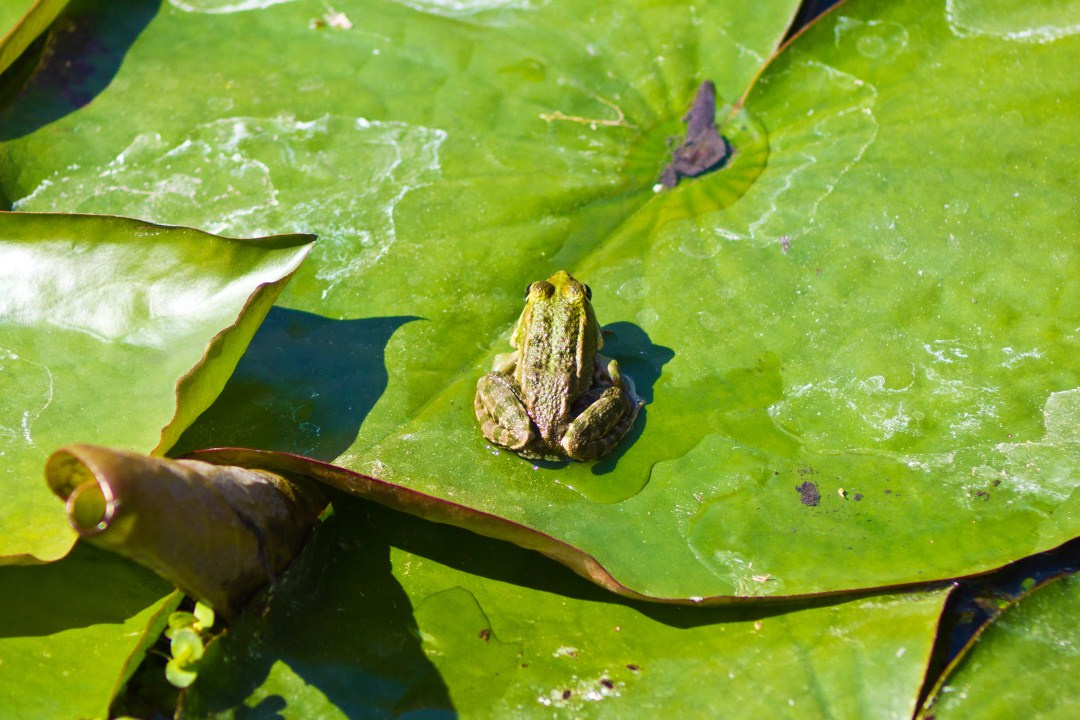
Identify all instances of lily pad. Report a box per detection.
[0,542,180,719]
[183,494,952,718]
[0,212,313,561]
[920,571,1080,719]
[3,0,1079,600]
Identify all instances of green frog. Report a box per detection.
[475,271,641,461]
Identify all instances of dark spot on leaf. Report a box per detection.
[478,628,491,642]
[797,466,815,476]
[600,678,615,689]
[627,664,640,672]
[884,489,892,495]
[562,690,572,700]
[993,479,1001,487]
[853,493,863,501]
[659,81,731,188]
[975,490,990,501]
[796,481,820,507]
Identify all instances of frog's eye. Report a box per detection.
[530,281,556,298]
[583,284,592,301]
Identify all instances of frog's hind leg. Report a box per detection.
[561,385,638,461]
[475,372,535,453]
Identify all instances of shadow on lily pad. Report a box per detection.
[0,542,172,638]
[0,0,162,141]
[182,492,455,718]
[356,492,851,630]
[172,308,418,461]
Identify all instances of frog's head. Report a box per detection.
[543,270,591,304]
[514,270,602,350]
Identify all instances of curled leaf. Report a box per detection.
[46,444,326,620]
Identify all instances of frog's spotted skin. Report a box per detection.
[474,271,641,461]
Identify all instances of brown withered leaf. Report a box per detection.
[46,444,327,620]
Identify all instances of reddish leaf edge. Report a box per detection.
[186,446,964,605]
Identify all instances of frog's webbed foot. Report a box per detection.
[475,372,535,453]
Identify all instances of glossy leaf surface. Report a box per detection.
[183,495,952,718]
[3,0,1078,600]
[0,212,313,561]
[921,572,1080,719]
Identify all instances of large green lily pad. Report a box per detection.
[183,494,952,718]
[921,571,1080,719]
[0,212,313,561]
[3,0,1079,599]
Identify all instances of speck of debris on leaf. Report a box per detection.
[797,481,820,507]
[562,690,572,700]
[478,628,491,642]
[600,678,615,689]
[627,664,640,672]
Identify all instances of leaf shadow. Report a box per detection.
[357,493,855,630]
[184,493,455,718]
[0,542,172,638]
[172,307,419,461]
[0,0,162,141]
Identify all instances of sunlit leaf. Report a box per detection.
[3,0,1077,600]
[0,212,313,562]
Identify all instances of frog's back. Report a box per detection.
[516,286,596,443]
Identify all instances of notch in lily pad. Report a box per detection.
[660,81,733,189]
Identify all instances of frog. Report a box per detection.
[474,270,642,461]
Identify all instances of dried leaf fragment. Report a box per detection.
[46,444,327,620]
[660,81,732,188]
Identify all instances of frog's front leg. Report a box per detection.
[474,372,536,453]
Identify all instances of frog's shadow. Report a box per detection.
[525,323,671,474]
[529,322,670,475]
